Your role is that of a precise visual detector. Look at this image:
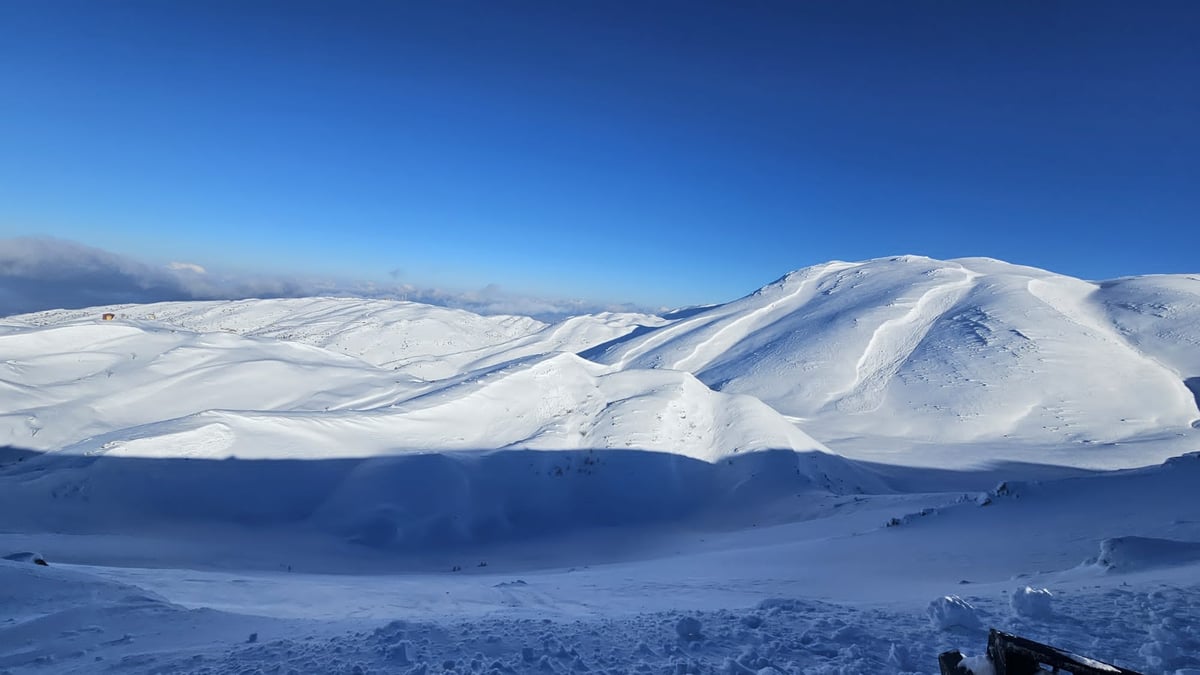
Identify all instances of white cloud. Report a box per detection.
[0,237,653,320]
[167,261,207,274]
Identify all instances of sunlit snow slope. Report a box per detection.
[0,313,881,552]
[586,256,1200,454]
[11,298,664,379]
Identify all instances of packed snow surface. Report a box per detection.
[2,256,1198,674]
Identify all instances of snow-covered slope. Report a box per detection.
[8,298,664,380]
[1094,274,1200,381]
[0,314,823,462]
[586,256,1200,453]
[0,319,426,452]
[0,315,882,552]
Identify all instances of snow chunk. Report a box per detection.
[1010,586,1054,619]
[927,595,982,630]
[959,653,997,675]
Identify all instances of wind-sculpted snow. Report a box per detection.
[7,297,664,379]
[1095,274,1200,378]
[0,321,831,461]
[0,318,883,551]
[588,256,1200,457]
[0,320,428,452]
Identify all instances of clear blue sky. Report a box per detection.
[1,1,1196,308]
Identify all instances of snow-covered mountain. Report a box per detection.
[6,256,1199,467]
[586,256,1200,455]
[3,256,1200,674]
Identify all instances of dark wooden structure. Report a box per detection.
[939,629,1143,675]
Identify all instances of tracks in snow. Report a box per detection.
[832,266,979,414]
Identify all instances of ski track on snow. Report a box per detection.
[833,266,979,414]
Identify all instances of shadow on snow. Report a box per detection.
[0,445,880,554]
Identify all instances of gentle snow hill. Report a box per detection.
[584,255,1200,459]
[0,348,885,553]
[7,297,665,380]
[0,318,427,452]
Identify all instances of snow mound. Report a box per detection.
[927,595,982,630]
[1010,586,1054,619]
[1094,536,1200,572]
[959,653,997,675]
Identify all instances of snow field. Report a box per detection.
[6,556,1196,675]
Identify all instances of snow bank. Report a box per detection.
[1094,536,1200,572]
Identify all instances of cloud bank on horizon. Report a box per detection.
[0,237,654,320]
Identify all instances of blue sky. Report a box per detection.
[1,1,1197,308]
